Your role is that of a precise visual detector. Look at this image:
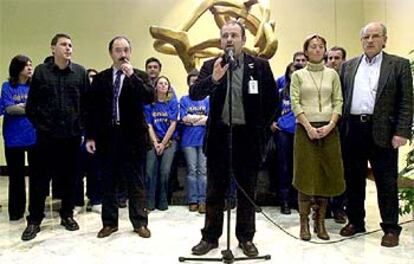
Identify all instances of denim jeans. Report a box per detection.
[183,146,207,205]
[146,140,177,210]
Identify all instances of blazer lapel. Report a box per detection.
[375,52,392,104]
[344,56,362,114]
[102,69,114,103]
[242,53,254,95]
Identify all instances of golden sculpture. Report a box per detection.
[149,0,278,72]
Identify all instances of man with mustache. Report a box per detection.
[85,36,153,239]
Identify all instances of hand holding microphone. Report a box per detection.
[211,47,236,82]
[225,47,235,66]
[119,57,134,77]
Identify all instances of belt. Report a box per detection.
[350,114,372,123]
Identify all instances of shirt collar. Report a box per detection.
[112,66,123,77]
[363,51,383,65]
[235,52,244,68]
[50,60,74,72]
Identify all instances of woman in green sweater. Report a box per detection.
[290,34,345,241]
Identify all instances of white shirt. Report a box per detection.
[350,52,383,115]
[112,67,125,122]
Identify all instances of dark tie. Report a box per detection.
[112,70,122,124]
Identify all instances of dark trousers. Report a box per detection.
[74,144,102,206]
[342,117,401,234]
[99,127,148,229]
[202,125,258,243]
[274,130,297,205]
[27,134,80,224]
[5,146,36,219]
[329,192,347,215]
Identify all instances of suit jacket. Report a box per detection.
[189,52,278,158]
[85,68,154,157]
[340,52,413,148]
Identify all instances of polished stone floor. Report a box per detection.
[0,177,413,264]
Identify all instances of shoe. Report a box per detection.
[340,223,366,237]
[198,204,206,214]
[239,241,259,257]
[191,240,218,255]
[91,204,102,214]
[73,206,83,216]
[381,233,399,247]
[333,210,347,224]
[118,199,127,208]
[134,226,151,238]
[189,204,198,212]
[60,217,79,231]
[21,224,40,241]
[97,226,118,238]
[298,193,312,241]
[280,202,291,215]
[314,198,330,240]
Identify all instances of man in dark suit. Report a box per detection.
[190,20,277,257]
[85,36,153,238]
[339,22,413,247]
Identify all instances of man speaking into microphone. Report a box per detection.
[190,20,278,257]
[85,36,153,239]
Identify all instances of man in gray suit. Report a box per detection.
[339,22,413,247]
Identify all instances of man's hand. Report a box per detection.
[86,139,96,154]
[212,57,229,82]
[392,135,408,149]
[120,58,134,77]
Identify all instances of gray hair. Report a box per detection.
[360,22,387,37]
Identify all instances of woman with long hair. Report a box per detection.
[145,76,178,211]
[1,55,36,221]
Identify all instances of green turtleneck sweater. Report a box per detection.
[290,62,343,122]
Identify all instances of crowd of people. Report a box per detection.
[0,20,412,255]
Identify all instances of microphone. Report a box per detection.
[225,47,235,66]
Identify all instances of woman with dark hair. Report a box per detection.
[270,62,303,214]
[290,34,345,241]
[1,55,36,221]
[144,76,178,211]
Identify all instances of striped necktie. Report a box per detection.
[112,70,122,124]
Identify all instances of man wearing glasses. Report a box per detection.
[339,22,413,247]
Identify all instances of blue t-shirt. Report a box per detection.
[275,87,296,134]
[276,75,286,89]
[145,98,179,140]
[1,81,36,147]
[179,95,209,148]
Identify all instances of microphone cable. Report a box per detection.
[231,173,414,244]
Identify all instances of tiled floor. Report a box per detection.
[0,177,412,264]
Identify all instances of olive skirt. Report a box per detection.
[293,123,345,197]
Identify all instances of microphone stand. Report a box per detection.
[179,58,271,263]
